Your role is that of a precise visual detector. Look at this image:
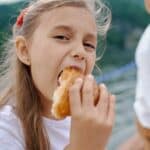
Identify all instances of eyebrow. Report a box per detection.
[50,25,75,34]
[50,25,97,40]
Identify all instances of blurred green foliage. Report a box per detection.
[0,2,25,57]
[0,0,150,71]
[99,0,150,71]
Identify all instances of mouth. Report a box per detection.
[57,70,63,86]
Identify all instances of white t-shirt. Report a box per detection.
[134,25,150,128]
[0,105,71,150]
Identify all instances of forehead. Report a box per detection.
[38,6,97,36]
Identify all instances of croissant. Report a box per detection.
[51,67,99,119]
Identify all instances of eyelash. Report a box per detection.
[54,35,96,50]
[84,43,96,50]
[54,35,69,41]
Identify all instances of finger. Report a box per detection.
[82,75,94,109]
[96,84,109,116]
[69,78,83,116]
[106,95,116,125]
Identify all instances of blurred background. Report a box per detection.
[0,0,150,149]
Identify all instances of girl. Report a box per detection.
[0,0,115,150]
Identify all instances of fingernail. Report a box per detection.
[101,83,106,88]
[87,74,93,79]
[76,78,83,83]
[111,95,116,100]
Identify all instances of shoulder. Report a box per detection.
[136,25,150,49]
[145,25,150,33]
[141,25,150,40]
[0,105,24,149]
[0,105,19,125]
[135,25,150,64]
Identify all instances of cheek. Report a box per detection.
[86,54,96,74]
[30,57,54,99]
[29,51,56,99]
[29,43,67,100]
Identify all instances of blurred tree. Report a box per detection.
[0,0,150,70]
[98,0,150,70]
[0,2,25,56]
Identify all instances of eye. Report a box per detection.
[53,35,69,41]
[84,43,96,51]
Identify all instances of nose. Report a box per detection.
[70,45,86,61]
[71,52,85,61]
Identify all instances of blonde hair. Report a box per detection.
[0,0,111,150]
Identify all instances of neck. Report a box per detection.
[40,95,58,120]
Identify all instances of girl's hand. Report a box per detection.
[67,75,116,150]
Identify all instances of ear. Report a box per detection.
[15,36,31,66]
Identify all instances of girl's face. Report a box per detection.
[28,6,97,103]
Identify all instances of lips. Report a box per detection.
[57,70,63,86]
